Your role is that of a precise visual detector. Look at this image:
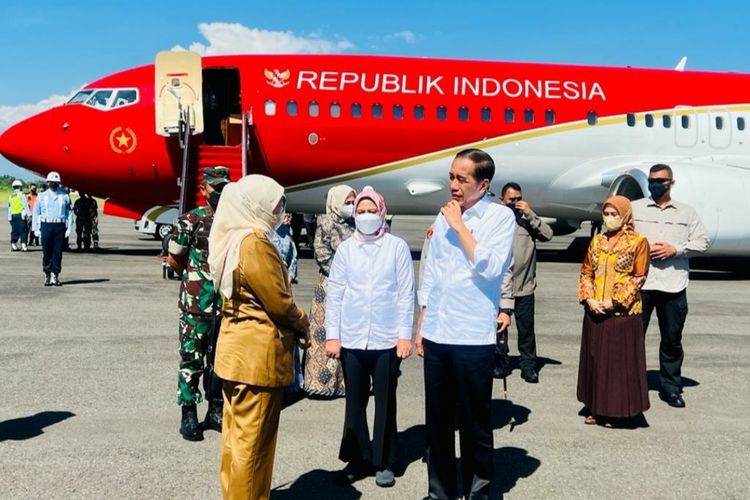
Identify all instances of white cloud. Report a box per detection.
[173,22,355,55]
[383,31,419,44]
[0,93,72,133]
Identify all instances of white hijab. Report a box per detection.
[209,174,285,298]
[326,184,355,220]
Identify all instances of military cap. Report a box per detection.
[203,166,231,187]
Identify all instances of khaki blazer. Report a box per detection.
[215,231,309,388]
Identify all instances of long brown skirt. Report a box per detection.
[577,313,650,418]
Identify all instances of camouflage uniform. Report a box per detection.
[170,203,223,407]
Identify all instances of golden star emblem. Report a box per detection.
[116,133,131,148]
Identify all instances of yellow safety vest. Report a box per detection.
[9,191,25,215]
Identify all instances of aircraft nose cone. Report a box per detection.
[0,116,51,173]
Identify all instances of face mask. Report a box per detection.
[48,182,59,191]
[602,214,623,232]
[355,213,382,235]
[208,190,221,209]
[648,181,669,199]
[340,204,354,219]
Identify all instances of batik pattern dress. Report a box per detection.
[302,213,355,396]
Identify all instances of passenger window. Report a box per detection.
[682,115,691,129]
[481,107,491,122]
[524,108,534,124]
[287,100,298,117]
[393,104,404,120]
[351,102,362,119]
[113,89,137,108]
[330,102,341,118]
[504,108,515,123]
[645,114,654,128]
[372,103,383,119]
[626,113,636,127]
[414,105,425,120]
[86,90,113,108]
[662,115,671,128]
[587,111,597,125]
[309,101,319,117]
[437,105,447,121]
[458,106,469,121]
[264,99,276,116]
[545,109,555,125]
[738,117,746,131]
[715,116,723,130]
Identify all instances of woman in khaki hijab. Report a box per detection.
[209,175,310,500]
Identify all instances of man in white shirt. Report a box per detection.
[632,164,709,408]
[417,149,515,500]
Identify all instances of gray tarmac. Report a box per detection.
[1,210,749,499]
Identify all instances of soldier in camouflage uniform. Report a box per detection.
[167,166,231,441]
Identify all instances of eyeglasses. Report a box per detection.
[649,177,672,184]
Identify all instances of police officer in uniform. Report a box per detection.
[32,172,73,286]
[8,179,29,251]
[167,166,231,441]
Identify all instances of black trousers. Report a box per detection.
[424,339,494,500]
[10,214,26,244]
[41,223,65,275]
[514,294,538,370]
[641,289,688,394]
[339,347,399,469]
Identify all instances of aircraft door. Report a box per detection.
[201,68,241,146]
[154,51,204,136]
[674,106,697,148]
[708,108,732,149]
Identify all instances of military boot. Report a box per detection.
[51,274,62,287]
[44,273,52,286]
[203,402,223,432]
[180,405,203,441]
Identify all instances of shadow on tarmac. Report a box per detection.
[61,278,110,286]
[647,370,700,392]
[492,446,541,498]
[93,247,161,256]
[270,469,362,499]
[0,411,75,441]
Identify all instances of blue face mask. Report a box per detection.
[648,181,669,199]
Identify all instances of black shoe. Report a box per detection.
[44,274,52,286]
[521,368,539,383]
[51,274,62,287]
[203,403,223,432]
[660,392,686,408]
[375,468,395,488]
[180,405,204,441]
[337,461,370,485]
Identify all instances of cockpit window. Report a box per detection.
[86,90,114,108]
[113,89,137,107]
[68,90,93,104]
[67,88,139,110]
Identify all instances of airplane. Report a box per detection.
[0,52,748,255]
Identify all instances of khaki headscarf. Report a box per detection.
[209,174,285,298]
[602,195,634,232]
[325,184,355,220]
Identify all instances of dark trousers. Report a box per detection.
[76,218,93,249]
[339,347,399,469]
[41,223,65,275]
[10,214,26,244]
[514,294,537,370]
[641,289,688,394]
[424,339,494,500]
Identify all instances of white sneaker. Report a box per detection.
[21,243,28,252]
[10,243,18,251]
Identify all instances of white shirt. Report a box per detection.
[632,197,710,293]
[325,232,415,350]
[418,196,515,345]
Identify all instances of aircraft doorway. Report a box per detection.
[202,68,241,146]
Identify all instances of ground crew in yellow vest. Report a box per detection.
[8,179,30,252]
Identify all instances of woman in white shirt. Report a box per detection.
[325,186,415,488]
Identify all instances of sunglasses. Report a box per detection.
[649,177,673,184]
[506,196,523,203]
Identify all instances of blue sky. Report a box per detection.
[2,0,750,176]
